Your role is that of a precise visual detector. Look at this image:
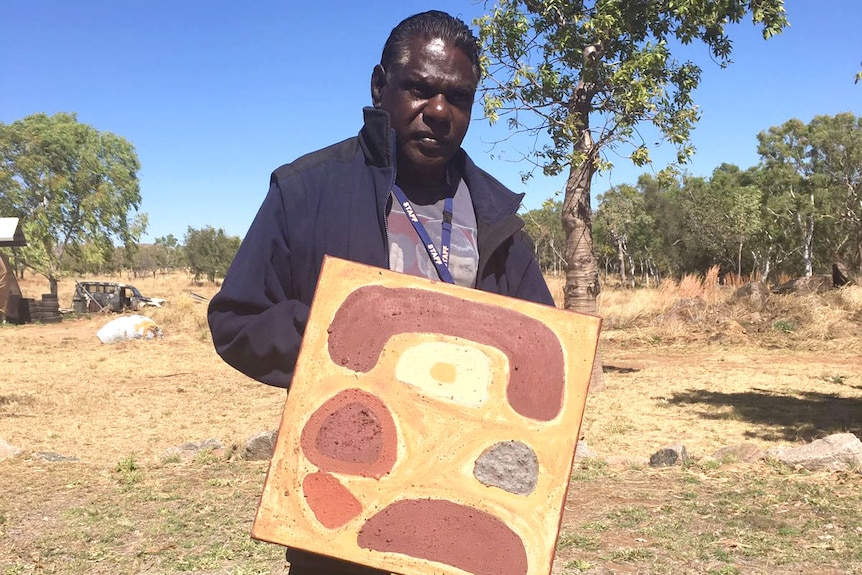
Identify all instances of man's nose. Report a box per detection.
[423,94,451,126]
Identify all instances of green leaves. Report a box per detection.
[184,226,240,283]
[758,113,862,272]
[476,0,788,176]
[0,113,145,288]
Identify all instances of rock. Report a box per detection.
[243,429,278,461]
[772,274,833,295]
[574,439,598,461]
[832,262,852,287]
[649,443,688,467]
[163,438,224,461]
[768,433,862,472]
[712,443,765,463]
[33,451,79,462]
[0,437,22,460]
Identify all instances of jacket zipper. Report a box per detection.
[382,130,398,270]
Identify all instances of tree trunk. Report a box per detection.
[616,236,627,288]
[561,135,604,392]
[48,276,58,296]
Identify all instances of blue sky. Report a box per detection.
[2,1,860,242]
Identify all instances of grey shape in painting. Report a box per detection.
[474,440,539,495]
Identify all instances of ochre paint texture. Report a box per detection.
[357,498,528,575]
[302,471,363,529]
[300,388,397,479]
[252,257,602,575]
[327,285,565,421]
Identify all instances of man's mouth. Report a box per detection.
[415,133,445,146]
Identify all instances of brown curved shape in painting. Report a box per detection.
[300,388,397,478]
[357,499,528,575]
[328,285,565,421]
[302,471,362,529]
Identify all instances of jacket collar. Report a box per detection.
[359,107,393,168]
[358,106,525,224]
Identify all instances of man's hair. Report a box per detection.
[380,10,481,83]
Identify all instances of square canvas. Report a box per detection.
[252,256,602,575]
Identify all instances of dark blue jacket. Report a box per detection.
[208,107,553,388]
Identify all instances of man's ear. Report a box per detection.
[371,64,387,108]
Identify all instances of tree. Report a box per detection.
[154,234,185,273]
[678,164,762,279]
[477,0,787,388]
[184,226,240,283]
[521,198,566,274]
[595,184,653,288]
[805,113,862,271]
[636,173,686,280]
[757,119,831,277]
[131,244,160,278]
[0,112,145,294]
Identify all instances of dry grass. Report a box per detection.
[2,271,861,575]
[2,273,284,466]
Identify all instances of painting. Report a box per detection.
[252,256,602,575]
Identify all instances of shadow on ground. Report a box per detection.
[667,388,862,442]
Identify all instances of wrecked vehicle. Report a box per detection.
[74,281,166,313]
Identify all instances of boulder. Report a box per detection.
[768,433,862,472]
[649,443,688,467]
[832,262,852,287]
[243,429,278,461]
[772,274,833,295]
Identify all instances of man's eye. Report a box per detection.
[450,93,473,107]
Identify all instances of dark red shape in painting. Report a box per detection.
[357,499,528,575]
[302,471,363,529]
[300,388,397,478]
[328,285,566,421]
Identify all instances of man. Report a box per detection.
[208,10,553,575]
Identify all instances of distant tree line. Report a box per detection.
[22,226,241,283]
[523,113,862,286]
[1,112,240,286]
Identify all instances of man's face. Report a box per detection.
[373,37,477,186]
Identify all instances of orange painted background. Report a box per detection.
[252,256,602,575]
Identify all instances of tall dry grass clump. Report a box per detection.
[545,274,565,307]
[773,284,862,340]
[545,266,728,333]
[597,288,665,329]
[658,265,721,305]
[147,293,212,340]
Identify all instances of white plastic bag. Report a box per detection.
[96,315,163,344]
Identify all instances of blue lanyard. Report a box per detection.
[391,184,455,284]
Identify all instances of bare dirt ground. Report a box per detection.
[1,275,861,574]
[2,318,860,467]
